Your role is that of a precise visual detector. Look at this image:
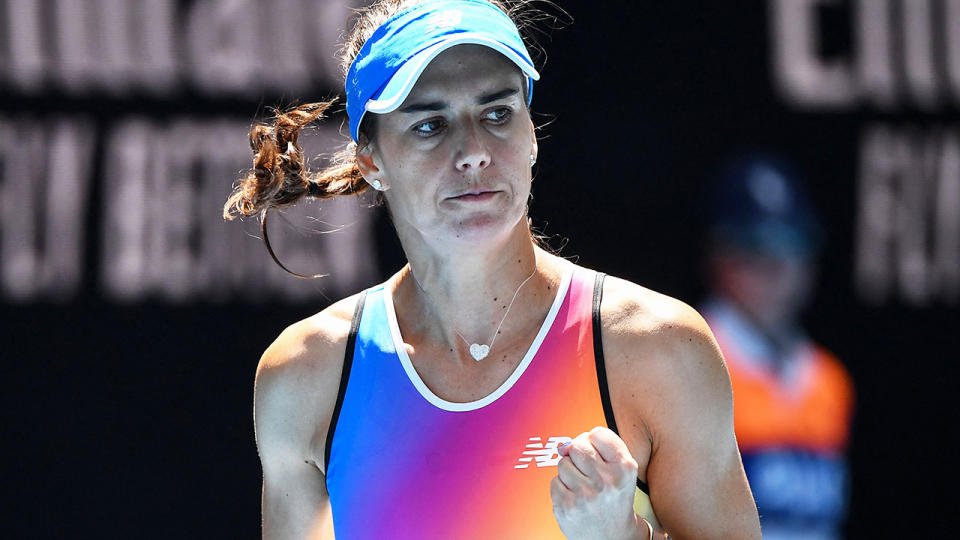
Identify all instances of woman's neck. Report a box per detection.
[392,221,556,356]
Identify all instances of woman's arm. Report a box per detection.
[601,277,761,540]
[257,399,333,539]
[254,298,358,540]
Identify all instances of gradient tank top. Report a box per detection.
[325,265,658,539]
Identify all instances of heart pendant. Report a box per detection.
[469,343,490,361]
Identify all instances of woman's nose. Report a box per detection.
[456,122,490,172]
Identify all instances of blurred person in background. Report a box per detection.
[700,154,855,540]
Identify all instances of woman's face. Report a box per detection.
[360,44,538,250]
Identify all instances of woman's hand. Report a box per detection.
[550,426,649,540]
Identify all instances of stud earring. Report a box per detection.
[530,154,537,167]
[371,179,383,191]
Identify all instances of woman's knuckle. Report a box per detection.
[566,445,585,462]
[550,476,562,494]
[591,426,616,443]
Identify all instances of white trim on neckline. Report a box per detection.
[383,264,574,412]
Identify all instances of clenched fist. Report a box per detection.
[550,426,650,540]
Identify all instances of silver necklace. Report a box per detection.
[409,261,538,361]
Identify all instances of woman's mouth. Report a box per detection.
[448,190,499,202]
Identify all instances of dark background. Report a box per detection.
[2,1,957,538]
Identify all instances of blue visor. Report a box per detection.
[345,0,540,142]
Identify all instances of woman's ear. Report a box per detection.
[355,137,380,180]
[355,136,388,190]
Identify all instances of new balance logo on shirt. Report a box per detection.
[514,436,572,469]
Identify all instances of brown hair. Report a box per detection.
[223,0,566,276]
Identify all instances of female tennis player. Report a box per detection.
[224,1,761,538]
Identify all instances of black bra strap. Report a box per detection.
[592,272,650,496]
[324,290,367,474]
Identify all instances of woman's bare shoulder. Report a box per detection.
[253,292,364,468]
[257,293,362,383]
[600,275,714,345]
[598,275,731,422]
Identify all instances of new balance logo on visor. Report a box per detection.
[514,436,572,469]
[425,10,462,32]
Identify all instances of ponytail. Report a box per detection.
[223,100,370,221]
[223,100,372,278]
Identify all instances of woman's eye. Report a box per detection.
[413,118,446,136]
[485,107,512,124]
